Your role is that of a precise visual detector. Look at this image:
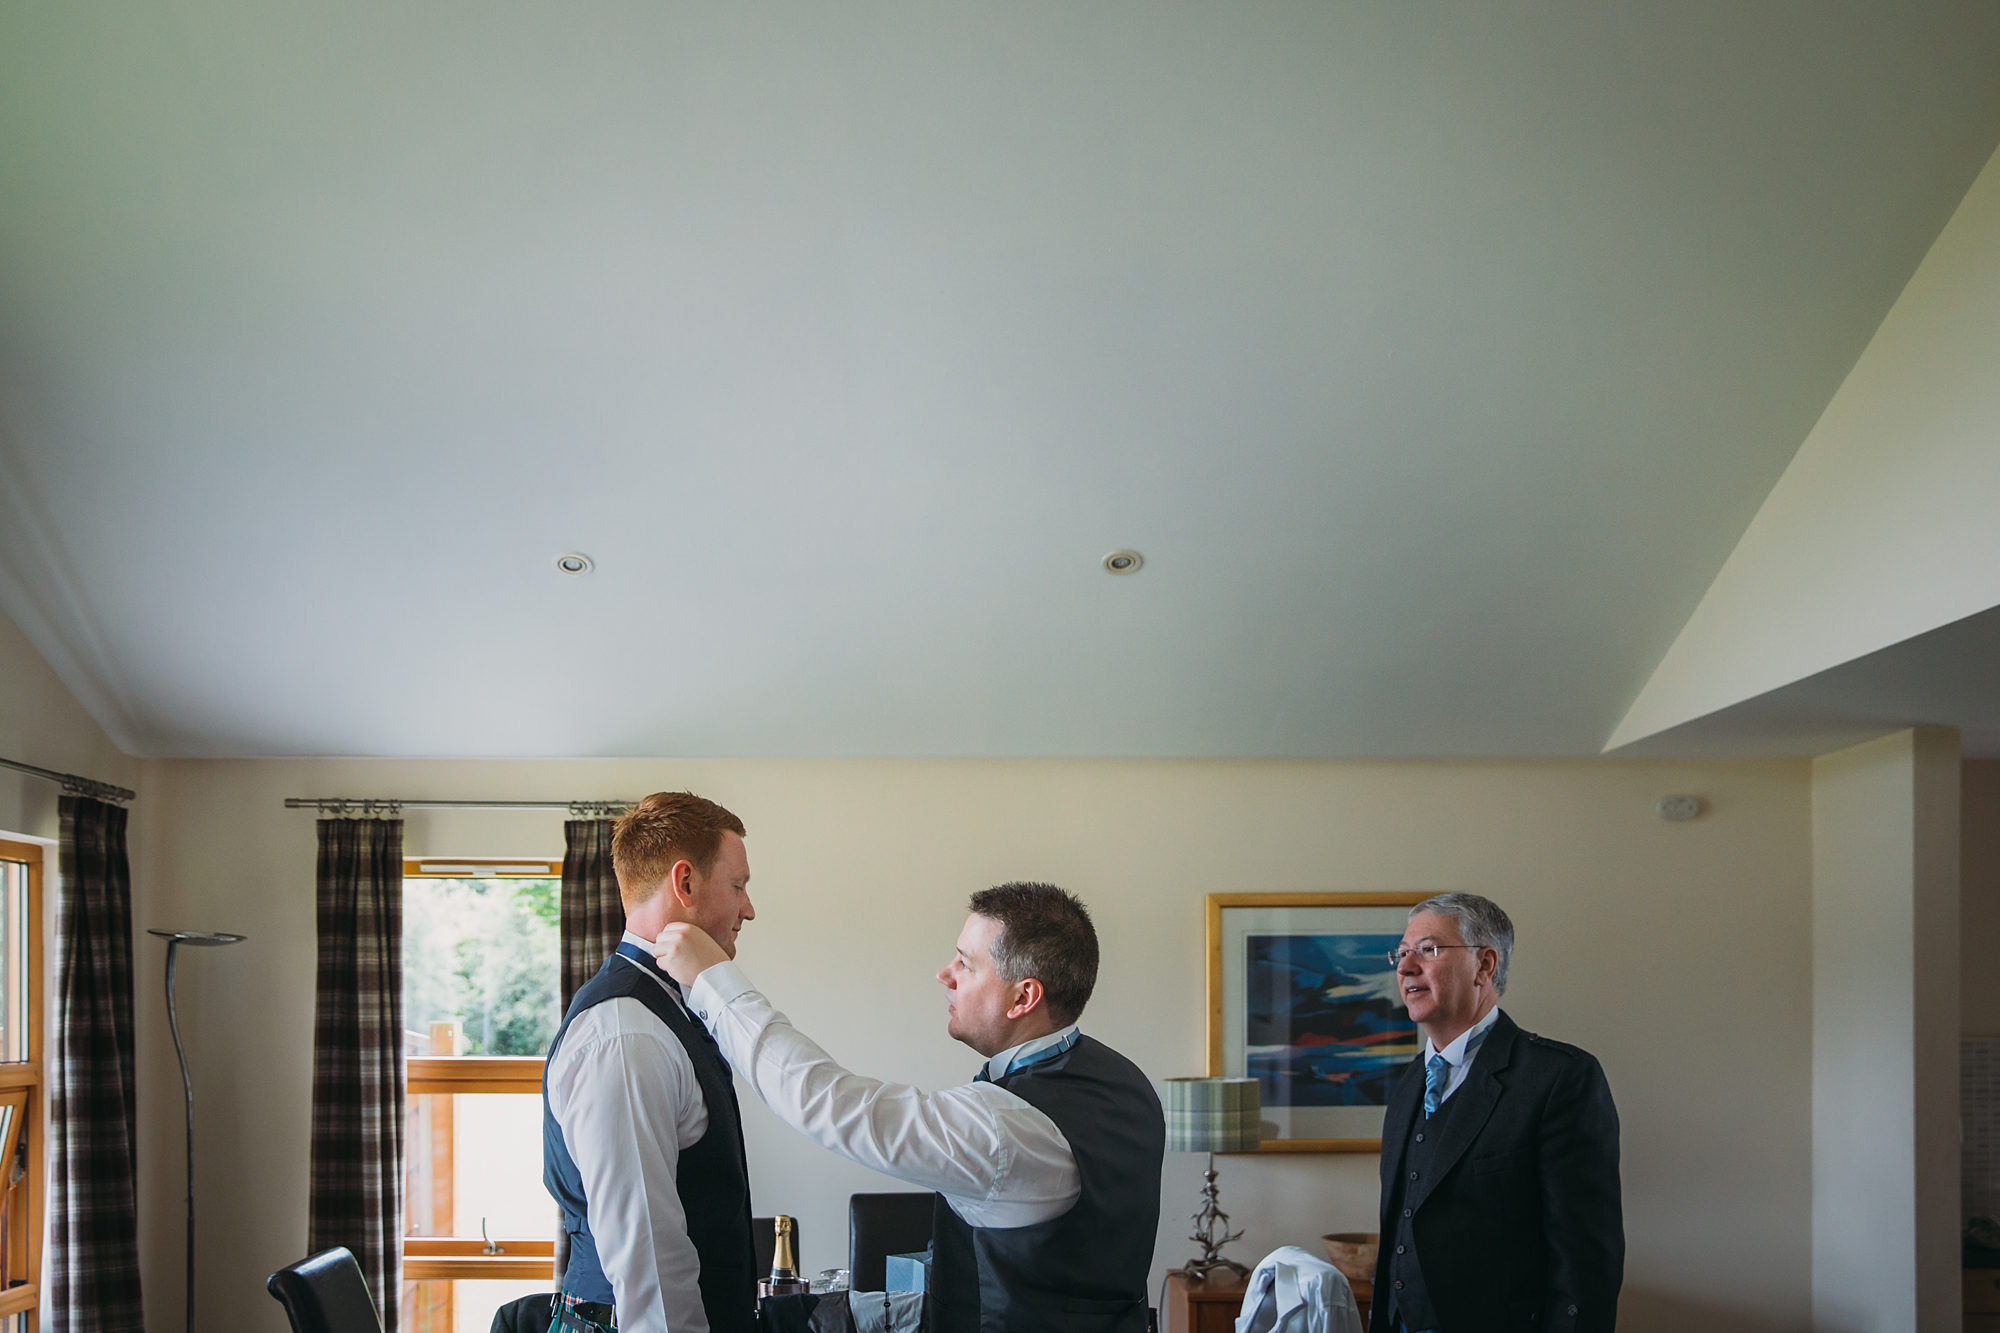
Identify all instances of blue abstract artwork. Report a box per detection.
[1245,933,1420,1107]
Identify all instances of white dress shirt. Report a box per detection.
[687,960,1081,1228]
[1234,1245,1364,1333]
[545,931,712,1332]
[1420,1004,1501,1107]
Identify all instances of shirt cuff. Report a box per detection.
[687,959,756,1020]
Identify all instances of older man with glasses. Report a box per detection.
[1370,893,1624,1333]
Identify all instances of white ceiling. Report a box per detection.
[3,4,1999,759]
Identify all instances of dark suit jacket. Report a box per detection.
[1371,1010,1623,1333]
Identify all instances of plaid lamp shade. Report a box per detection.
[1163,1077,1263,1153]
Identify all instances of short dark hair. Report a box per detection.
[612,791,746,907]
[967,882,1099,1026]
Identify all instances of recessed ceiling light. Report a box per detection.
[1102,549,1144,575]
[554,552,594,575]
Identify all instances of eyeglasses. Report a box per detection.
[1387,944,1483,967]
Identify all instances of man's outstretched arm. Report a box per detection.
[659,925,1078,1226]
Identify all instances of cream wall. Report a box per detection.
[0,597,138,841]
[131,754,1812,1333]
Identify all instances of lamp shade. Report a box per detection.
[1162,1077,1262,1153]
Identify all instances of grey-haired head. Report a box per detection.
[1409,892,1515,994]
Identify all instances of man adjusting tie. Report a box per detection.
[1374,893,1623,1333]
[656,881,1165,1333]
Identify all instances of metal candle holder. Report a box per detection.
[149,930,246,1333]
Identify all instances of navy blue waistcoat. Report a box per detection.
[1383,1076,1464,1330]
[543,949,757,1333]
[929,1035,1165,1333]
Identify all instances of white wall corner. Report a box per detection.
[1810,727,1960,1333]
[1910,728,1961,1333]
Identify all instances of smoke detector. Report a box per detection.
[1657,795,1703,822]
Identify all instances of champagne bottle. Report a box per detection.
[771,1215,799,1281]
[759,1215,810,1298]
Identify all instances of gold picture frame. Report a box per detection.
[1206,892,1431,1153]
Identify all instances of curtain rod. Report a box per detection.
[0,755,135,804]
[283,798,632,817]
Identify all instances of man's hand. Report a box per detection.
[654,922,730,988]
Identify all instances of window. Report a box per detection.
[0,840,43,1333]
[401,859,560,1333]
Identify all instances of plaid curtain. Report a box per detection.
[50,795,143,1333]
[309,819,404,1330]
[561,819,624,1010]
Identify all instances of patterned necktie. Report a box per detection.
[1423,1052,1451,1119]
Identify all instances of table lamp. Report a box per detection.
[1163,1077,1262,1279]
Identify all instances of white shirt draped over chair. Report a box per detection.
[1235,1246,1364,1333]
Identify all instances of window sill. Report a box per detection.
[405,1239,554,1282]
[407,1056,544,1095]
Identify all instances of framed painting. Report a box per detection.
[1205,892,1430,1153]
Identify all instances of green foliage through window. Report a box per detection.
[405,878,559,1056]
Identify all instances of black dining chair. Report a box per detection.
[847,1192,934,1292]
[488,1292,558,1333]
[266,1247,383,1333]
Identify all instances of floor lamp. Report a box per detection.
[149,929,246,1333]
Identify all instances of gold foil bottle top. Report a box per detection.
[771,1214,798,1280]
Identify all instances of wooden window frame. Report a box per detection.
[403,862,559,1293]
[0,840,45,1328]
[403,858,560,881]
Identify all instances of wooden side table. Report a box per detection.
[1968,1268,2000,1331]
[1164,1270,1249,1333]
[1162,1269,1374,1332]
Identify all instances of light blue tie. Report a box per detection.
[1423,1053,1450,1119]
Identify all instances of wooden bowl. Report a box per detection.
[1320,1233,1379,1284]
